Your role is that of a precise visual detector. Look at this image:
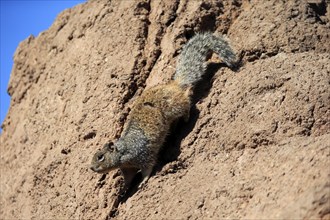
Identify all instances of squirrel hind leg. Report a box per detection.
[138,166,153,189]
[183,107,190,122]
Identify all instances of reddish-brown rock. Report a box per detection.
[1,0,329,219]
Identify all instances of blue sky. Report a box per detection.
[0,0,86,132]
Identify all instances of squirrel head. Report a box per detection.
[90,141,120,173]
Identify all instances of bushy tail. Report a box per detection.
[174,32,237,87]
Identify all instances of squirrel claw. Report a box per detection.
[137,179,148,190]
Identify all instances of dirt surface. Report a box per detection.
[1,0,329,219]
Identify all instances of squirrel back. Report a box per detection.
[174,32,237,87]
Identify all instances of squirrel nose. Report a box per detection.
[90,166,96,172]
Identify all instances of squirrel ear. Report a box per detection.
[103,141,116,152]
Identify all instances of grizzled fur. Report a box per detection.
[174,32,237,86]
[90,32,237,189]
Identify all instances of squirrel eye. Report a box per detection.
[97,154,105,162]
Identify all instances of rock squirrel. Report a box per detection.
[90,32,238,189]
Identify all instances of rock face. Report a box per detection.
[1,0,329,219]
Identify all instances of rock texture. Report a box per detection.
[1,0,329,219]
